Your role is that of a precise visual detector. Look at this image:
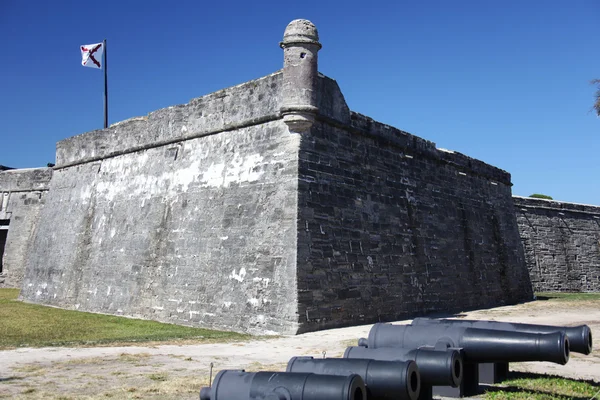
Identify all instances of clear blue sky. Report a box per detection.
[1,0,598,205]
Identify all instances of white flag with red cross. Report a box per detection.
[81,42,104,69]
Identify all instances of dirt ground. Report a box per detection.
[1,297,599,399]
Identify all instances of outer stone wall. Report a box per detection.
[295,81,533,332]
[0,168,52,288]
[21,73,304,335]
[514,196,600,292]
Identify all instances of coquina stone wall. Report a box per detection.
[296,106,533,332]
[21,72,304,335]
[514,196,600,292]
[19,20,533,334]
[0,168,52,288]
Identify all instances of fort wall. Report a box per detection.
[21,73,307,335]
[295,104,532,332]
[514,196,600,292]
[0,168,52,287]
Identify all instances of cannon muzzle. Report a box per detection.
[287,356,420,400]
[565,325,593,355]
[366,323,570,365]
[344,346,462,387]
[200,370,366,400]
[412,318,592,355]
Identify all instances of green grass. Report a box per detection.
[147,373,169,382]
[0,288,20,300]
[535,292,600,301]
[484,373,600,400]
[0,289,248,349]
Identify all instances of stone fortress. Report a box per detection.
[0,20,598,335]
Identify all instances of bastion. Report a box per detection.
[18,20,533,334]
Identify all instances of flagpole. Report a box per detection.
[103,39,108,129]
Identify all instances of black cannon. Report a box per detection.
[364,323,570,365]
[361,323,570,397]
[286,356,420,400]
[343,346,462,400]
[411,317,592,355]
[410,318,588,384]
[343,346,462,388]
[199,370,366,400]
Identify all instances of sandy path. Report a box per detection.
[1,298,598,399]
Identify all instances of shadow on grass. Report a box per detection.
[0,376,24,382]
[481,370,600,400]
[482,386,592,400]
[506,371,600,387]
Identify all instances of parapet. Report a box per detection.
[55,72,284,167]
[0,167,53,192]
[514,196,600,215]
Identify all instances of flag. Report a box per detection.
[81,42,104,69]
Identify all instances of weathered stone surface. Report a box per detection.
[514,196,600,292]
[56,72,283,168]
[294,110,532,332]
[0,168,52,287]
[22,118,301,335]
[280,19,321,133]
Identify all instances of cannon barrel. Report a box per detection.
[365,323,569,365]
[199,370,365,400]
[343,346,462,387]
[287,356,420,400]
[412,318,592,355]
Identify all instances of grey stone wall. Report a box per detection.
[294,82,532,332]
[514,196,600,292]
[21,73,304,335]
[0,168,52,287]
